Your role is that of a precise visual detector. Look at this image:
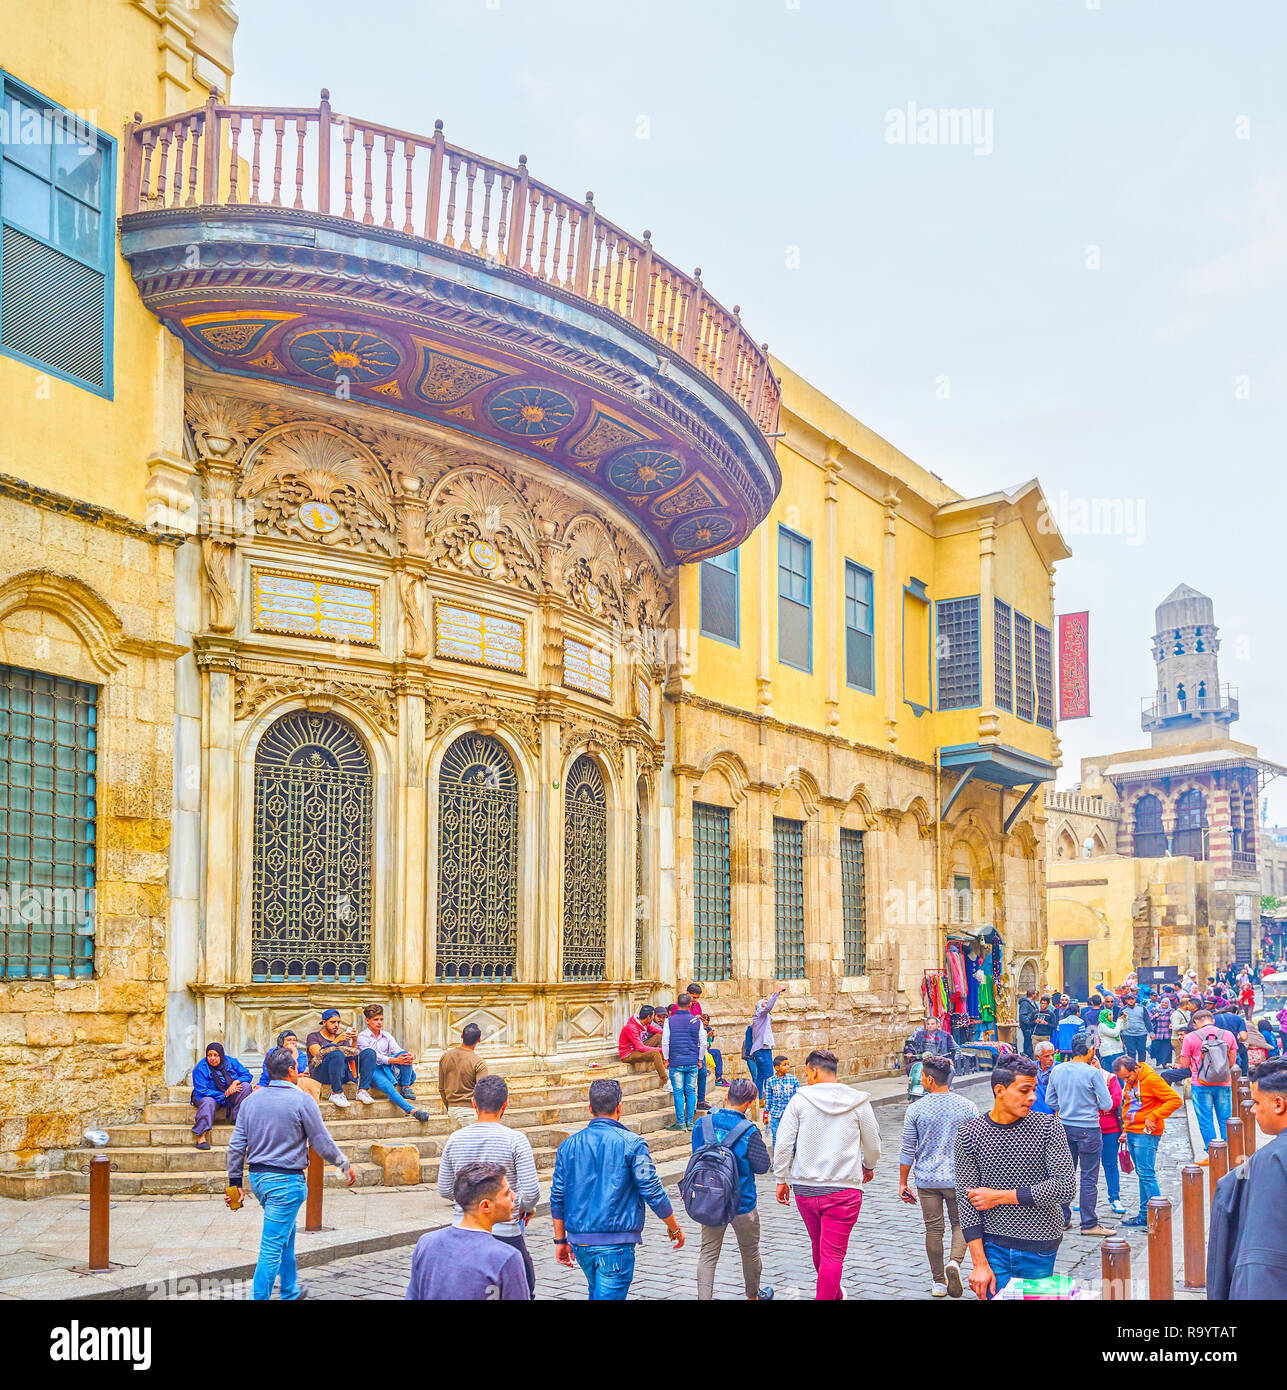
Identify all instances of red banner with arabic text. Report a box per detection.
[1058,612,1090,720]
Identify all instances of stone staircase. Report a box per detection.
[49,1057,698,1197]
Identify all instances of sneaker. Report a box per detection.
[195,1138,211,1151]
[400,1087,416,1100]
[330,1091,350,1108]
[945,1261,964,1298]
[356,1089,375,1106]
[1080,1224,1117,1237]
[412,1109,429,1122]
[757,1286,774,1301]
[931,1282,949,1298]
[1062,1220,1072,1231]
[284,1283,309,1301]
[716,1079,730,1087]
[1121,1215,1148,1228]
[664,1121,686,1131]
[838,1286,848,1300]
[1196,1157,1210,1166]
[1109,1200,1126,1215]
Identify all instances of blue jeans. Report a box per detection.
[1060,1124,1102,1230]
[572,1242,636,1300]
[248,1171,308,1300]
[750,1049,774,1100]
[371,1062,415,1115]
[1192,1083,1232,1150]
[981,1240,1057,1298]
[311,1047,378,1096]
[1126,1131,1161,1214]
[1100,1130,1120,1203]
[669,1065,698,1125]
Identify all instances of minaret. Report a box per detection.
[1141,584,1238,747]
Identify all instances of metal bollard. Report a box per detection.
[1241,1098,1257,1155]
[88,1153,111,1272]
[1208,1139,1229,1201]
[1229,1065,1240,1114]
[305,1145,323,1232]
[1181,1165,1205,1289]
[1146,1196,1174,1300]
[1225,1115,1245,1166]
[1102,1237,1132,1299]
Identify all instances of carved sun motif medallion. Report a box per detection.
[670,511,735,554]
[288,327,402,383]
[469,539,500,572]
[487,385,577,437]
[606,449,684,495]
[297,500,342,534]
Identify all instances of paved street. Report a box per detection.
[172,1093,1197,1300]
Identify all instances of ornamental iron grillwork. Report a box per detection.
[840,828,866,977]
[773,816,805,980]
[693,801,731,981]
[563,756,608,981]
[252,711,372,983]
[437,733,518,982]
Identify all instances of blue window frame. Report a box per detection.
[777,526,812,671]
[0,72,114,396]
[844,560,875,692]
[700,547,739,646]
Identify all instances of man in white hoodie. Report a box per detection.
[772,1047,882,1300]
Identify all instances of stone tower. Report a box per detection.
[1141,583,1238,748]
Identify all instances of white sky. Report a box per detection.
[231,0,1287,821]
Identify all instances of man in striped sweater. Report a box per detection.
[436,1074,541,1294]
[954,1054,1076,1299]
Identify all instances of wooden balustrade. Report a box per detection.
[122,91,780,433]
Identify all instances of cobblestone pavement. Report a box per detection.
[188,1097,1197,1301]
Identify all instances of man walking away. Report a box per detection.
[1018,990,1037,1058]
[772,1048,881,1300]
[1180,1010,1238,1159]
[406,1162,530,1300]
[748,984,785,1100]
[1054,1005,1083,1061]
[898,1054,978,1297]
[618,1004,669,1086]
[1044,1031,1117,1237]
[226,1046,355,1300]
[436,1075,541,1295]
[1212,1005,1250,1075]
[691,1078,774,1301]
[1112,1053,1182,1227]
[1209,1057,1287,1299]
[955,1056,1076,1298]
[550,1078,684,1299]
[661,992,706,1130]
[438,1022,488,1130]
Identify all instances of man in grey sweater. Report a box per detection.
[227,1046,355,1300]
[1044,1031,1117,1238]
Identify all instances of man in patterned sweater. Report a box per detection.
[954,1054,1076,1299]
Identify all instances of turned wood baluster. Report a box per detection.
[678,275,699,359]
[523,187,540,273]
[563,207,579,287]
[294,117,308,209]
[227,114,241,203]
[155,126,173,205]
[495,172,512,264]
[401,140,416,234]
[248,114,263,204]
[479,166,495,258]
[360,127,375,224]
[382,134,396,228]
[624,240,639,321]
[535,195,553,280]
[662,269,678,344]
[186,114,202,205]
[169,121,186,206]
[550,203,567,288]
[270,116,285,206]
[341,120,355,219]
[611,238,627,316]
[589,223,606,302]
[443,153,461,246]
[138,126,156,205]
[460,160,479,254]
[719,309,740,390]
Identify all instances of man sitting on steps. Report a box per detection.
[618,1004,669,1085]
[439,1022,489,1130]
[355,1004,430,1123]
[306,1008,378,1111]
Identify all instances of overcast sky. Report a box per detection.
[232,0,1287,822]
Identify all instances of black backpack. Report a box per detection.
[678,1115,754,1227]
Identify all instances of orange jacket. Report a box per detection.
[1121,1062,1183,1135]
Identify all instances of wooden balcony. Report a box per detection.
[117,93,781,562]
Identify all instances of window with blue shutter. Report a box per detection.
[844,560,874,692]
[0,74,113,395]
[777,526,812,671]
[700,547,739,646]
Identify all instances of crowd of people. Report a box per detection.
[208,961,1285,1301]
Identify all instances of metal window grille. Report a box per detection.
[562,756,607,981]
[840,828,866,976]
[1034,623,1054,729]
[994,599,1013,712]
[935,596,981,709]
[0,665,96,978]
[437,733,518,982]
[252,711,372,983]
[1172,788,1207,859]
[1132,795,1166,858]
[844,561,875,691]
[692,802,731,981]
[700,551,738,644]
[773,816,805,979]
[1014,612,1034,721]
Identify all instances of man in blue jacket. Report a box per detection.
[550,1078,685,1299]
[692,1077,774,1301]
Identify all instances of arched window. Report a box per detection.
[1018,960,1038,997]
[1173,629,1183,655]
[1176,683,1186,710]
[1198,680,1207,701]
[1056,828,1078,860]
[1133,794,1166,858]
[1195,629,1205,652]
[563,756,607,981]
[252,711,372,983]
[437,733,518,982]
[1172,788,1207,859]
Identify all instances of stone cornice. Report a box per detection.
[0,471,185,545]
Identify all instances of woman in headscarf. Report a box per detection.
[256,1029,324,1104]
[190,1041,255,1150]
